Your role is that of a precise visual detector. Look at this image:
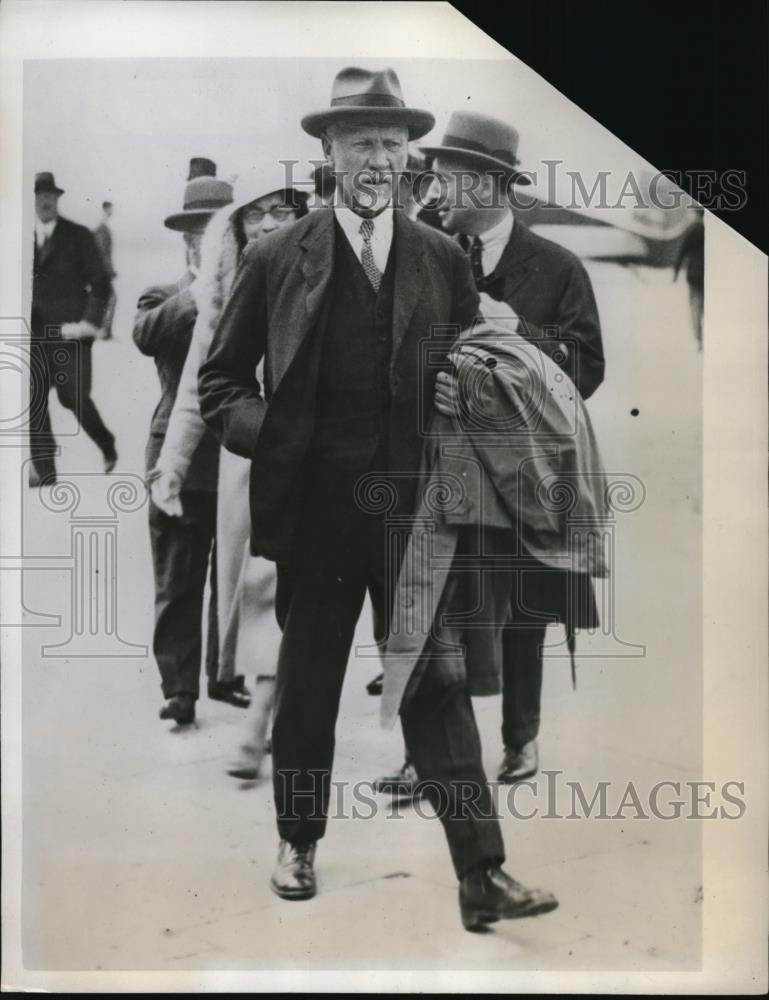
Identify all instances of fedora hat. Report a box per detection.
[187,157,217,180]
[301,67,435,140]
[164,175,234,231]
[35,171,64,195]
[421,110,531,185]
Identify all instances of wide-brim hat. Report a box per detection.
[35,171,64,195]
[301,66,435,140]
[421,110,531,186]
[164,175,234,231]
[229,162,311,214]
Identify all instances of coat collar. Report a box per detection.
[391,210,422,366]
[34,216,65,268]
[487,218,538,300]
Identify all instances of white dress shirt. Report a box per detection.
[333,204,394,274]
[35,218,57,247]
[476,210,514,276]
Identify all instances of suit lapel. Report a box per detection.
[491,221,537,301]
[391,212,422,369]
[271,211,335,388]
[300,210,335,319]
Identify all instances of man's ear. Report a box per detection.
[321,134,334,166]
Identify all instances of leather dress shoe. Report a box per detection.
[208,675,251,708]
[102,445,118,474]
[366,672,383,696]
[159,693,196,725]
[459,864,558,931]
[374,759,423,798]
[270,840,317,900]
[226,742,266,781]
[497,739,539,783]
[29,469,56,488]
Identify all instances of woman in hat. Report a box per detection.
[151,164,309,776]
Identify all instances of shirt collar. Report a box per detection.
[333,203,394,242]
[35,218,57,243]
[476,210,514,249]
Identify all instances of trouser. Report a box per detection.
[501,623,547,750]
[271,467,505,879]
[148,490,218,699]
[29,338,115,478]
[101,289,117,339]
[215,448,253,682]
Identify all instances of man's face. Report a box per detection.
[323,123,409,215]
[429,156,496,236]
[240,191,298,243]
[35,191,60,224]
[183,229,205,271]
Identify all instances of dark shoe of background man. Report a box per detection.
[497,739,539,784]
[159,693,196,725]
[374,758,424,798]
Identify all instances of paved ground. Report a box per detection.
[18,259,704,972]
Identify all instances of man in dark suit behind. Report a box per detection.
[428,111,604,786]
[375,111,605,797]
[199,67,557,929]
[30,172,116,485]
[92,201,116,340]
[132,165,235,726]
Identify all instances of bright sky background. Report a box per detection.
[24,54,657,259]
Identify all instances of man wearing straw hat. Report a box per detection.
[133,160,239,727]
[200,67,558,928]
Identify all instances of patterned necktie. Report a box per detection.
[359,218,383,292]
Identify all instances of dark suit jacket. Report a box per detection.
[483,221,605,399]
[32,216,111,340]
[132,273,219,491]
[199,209,480,559]
[92,222,115,277]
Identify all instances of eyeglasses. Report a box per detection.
[242,205,296,223]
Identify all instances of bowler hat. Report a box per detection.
[187,157,217,180]
[301,67,435,140]
[421,111,531,185]
[35,171,64,195]
[164,175,234,231]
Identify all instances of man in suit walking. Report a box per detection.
[92,201,116,340]
[376,110,605,795]
[30,172,117,485]
[133,162,239,726]
[199,67,557,928]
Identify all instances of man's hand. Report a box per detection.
[60,320,100,340]
[150,471,183,518]
[434,369,461,418]
[478,292,519,330]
